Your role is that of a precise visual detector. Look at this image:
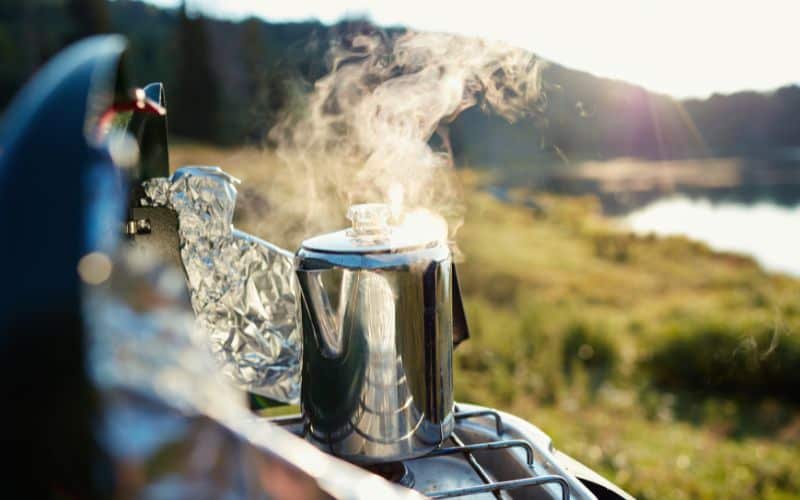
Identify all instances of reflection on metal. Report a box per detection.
[297,216,456,463]
[85,246,422,499]
[142,167,302,403]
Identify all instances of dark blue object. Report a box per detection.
[0,35,127,332]
[0,36,128,498]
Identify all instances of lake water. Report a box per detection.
[622,196,800,276]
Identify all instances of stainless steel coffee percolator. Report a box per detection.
[143,167,469,463]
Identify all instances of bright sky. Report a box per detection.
[144,0,800,98]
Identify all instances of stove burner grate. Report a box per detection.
[269,407,571,499]
[414,408,570,499]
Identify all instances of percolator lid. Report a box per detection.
[300,203,445,255]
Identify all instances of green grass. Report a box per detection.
[171,145,800,499]
[453,187,800,499]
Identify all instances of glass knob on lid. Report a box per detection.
[346,203,391,243]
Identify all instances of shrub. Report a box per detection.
[644,318,800,402]
[591,232,631,263]
[562,320,618,390]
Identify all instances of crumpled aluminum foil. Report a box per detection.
[143,166,301,404]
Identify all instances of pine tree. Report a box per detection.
[68,0,110,39]
[170,2,221,143]
[240,18,288,143]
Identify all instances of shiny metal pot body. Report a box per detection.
[296,234,455,463]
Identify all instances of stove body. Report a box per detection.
[272,402,628,500]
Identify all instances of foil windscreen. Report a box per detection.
[85,244,419,499]
[142,167,301,404]
[84,249,263,498]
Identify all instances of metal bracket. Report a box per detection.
[417,439,536,469]
[125,218,152,235]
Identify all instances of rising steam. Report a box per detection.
[267,29,544,244]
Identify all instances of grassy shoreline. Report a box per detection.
[454,184,800,499]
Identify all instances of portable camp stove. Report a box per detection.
[271,403,628,499]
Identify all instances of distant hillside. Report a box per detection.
[2,0,799,162]
[451,63,800,165]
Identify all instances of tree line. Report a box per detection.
[2,0,799,162]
